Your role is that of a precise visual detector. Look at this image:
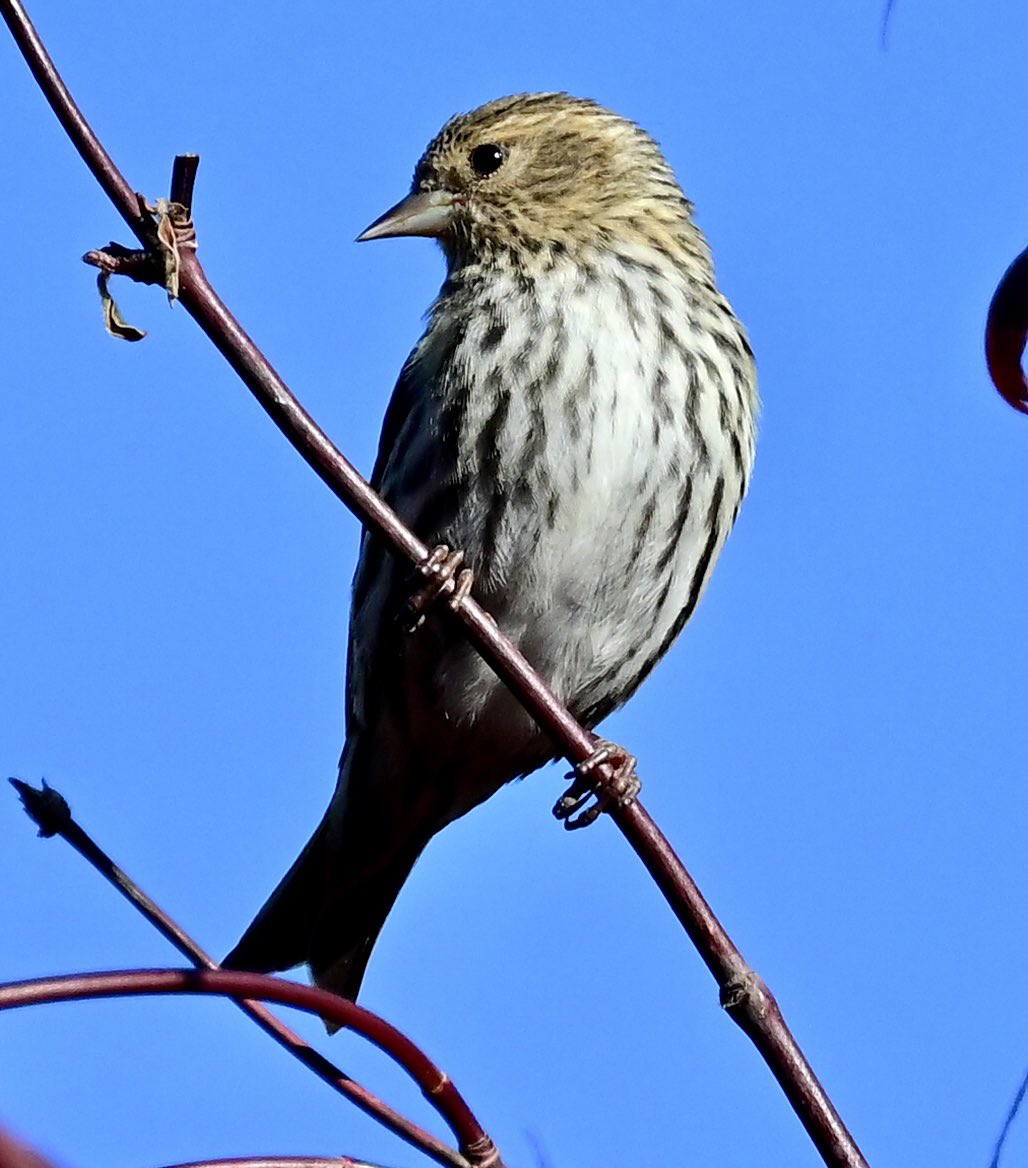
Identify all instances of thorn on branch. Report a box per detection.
[8,778,71,838]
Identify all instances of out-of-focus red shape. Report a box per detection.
[986,244,1028,414]
[0,1126,55,1168]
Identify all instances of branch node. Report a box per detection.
[139,193,196,302]
[461,1135,503,1168]
[425,1071,451,1097]
[81,187,199,341]
[720,969,766,1015]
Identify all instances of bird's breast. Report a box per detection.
[417,256,754,593]
[369,249,756,743]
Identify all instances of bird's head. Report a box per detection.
[358,93,703,270]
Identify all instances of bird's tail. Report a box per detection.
[223,813,424,1003]
[222,754,432,1004]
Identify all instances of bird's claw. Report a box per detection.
[553,740,641,830]
[402,544,474,632]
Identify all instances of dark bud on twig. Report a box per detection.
[8,778,71,838]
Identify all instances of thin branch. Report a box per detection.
[986,243,1028,415]
[0,3,869,1166]
[7,779,482,1168]
[988,1063,1028,1168]
[0,3,148,239]
[0,969,498,1168]
[879,0,897,49]
[155,1160,385,1168]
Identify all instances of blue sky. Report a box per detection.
[3,3,1028,1166]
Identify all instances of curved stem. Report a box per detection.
[0,969,498,1168]
[154,1160,381,1168]
[986,244,1028,415]
[8,779,478,1168]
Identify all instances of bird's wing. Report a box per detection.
[344,354,459,740]
[369,355,420,494]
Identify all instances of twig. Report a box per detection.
[986,243,1028,415]
[170,153,200,215]
[0,969,498,1168]
[7,779,483,1168]
[154,1159,384,1168]
[988,1063,1028,1168]
[1,1127,386,1168]
[879,0,897,49]
[155,1160,384,1168]
[0,3,869,1165]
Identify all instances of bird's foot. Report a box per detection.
[553,740,641,830]
[402,544,474,631]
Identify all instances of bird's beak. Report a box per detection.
[356,189,457,242]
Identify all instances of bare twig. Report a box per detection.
[82,242,166,283]
[155,1160,384,1168]
[988,1064,1028,1168]
[879,0,898,48]
[170,152,200,215]
[1,1127,385,1168]
[986,244,1028,415]
[0,969,499,1168]
[8,779,484,1168]
[0,3,869,1165]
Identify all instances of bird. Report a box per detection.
[224,92,758,1004]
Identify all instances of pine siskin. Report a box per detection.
[225,93,758,1002]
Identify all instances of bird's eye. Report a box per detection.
[469,143,505,177]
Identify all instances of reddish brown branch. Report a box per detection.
[82,242,165,284]
[0,3,868,1166]
[1,1129,382,1168]
[156,1160,381,1168]
[0,1127,55,1168]
[986,243,1028,414]
[8,779,480,1168]
[0,969,497,1168]
[170,153,200,216]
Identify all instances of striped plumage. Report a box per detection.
[225,93,757,1004]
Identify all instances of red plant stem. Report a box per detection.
[0,969,496,1168]
[986,244,1028,414]
[7,782,476,1168]
[0,1126,55,1168]
[155,1161,379,1168]
[0,2,868,1166]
